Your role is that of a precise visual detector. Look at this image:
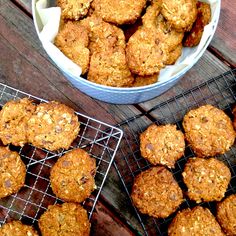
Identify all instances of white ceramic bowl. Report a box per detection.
[32,0,220,104]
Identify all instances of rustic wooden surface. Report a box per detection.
[0,0,236,235]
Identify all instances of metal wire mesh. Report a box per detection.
[114,69,236,236]
[0,84,123,227]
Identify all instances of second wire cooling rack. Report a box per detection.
[0,83,123,227]
[114,69,236,236]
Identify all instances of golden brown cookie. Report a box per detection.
[131,74,158,87]
[161,0,198,32]
[38,203,90,236]
[54,21,90,74]
[183,104,236,157]
[0,98,36,147]
[92,0,147,25]
[0,147,26,199]
[217,194,236,236]
[27,101,80,151]
[88,48,134,87]
[57,0,93,20]
[165,43,182,65]
[140,124,185,168]
[79,15,126,54]
[126,27,169,76]
[50,148,96,203]
[183,1,211,47]
[182,157,231,203]
[0,221,39,236]
[131,166,183,218]
[168,206,225,236]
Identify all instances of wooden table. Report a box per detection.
[0,0,236,235]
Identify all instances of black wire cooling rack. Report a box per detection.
[114,69,236,236]
[0,84,123,227]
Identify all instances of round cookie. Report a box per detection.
[54,21,90,74]
[92,0,147,25]
[217,194,236,236]
[0,221,39,236]
[183,1,211,47]
[168,206,225,236]
[131,166,183,218]
[27,101,80,151]
[38,203,90,236]
[182,157,231,203]
[165,43,183,65]
[161,0,198,32]
[50,148,96,203]
[0,147,26,199]
[57,0,93,20]
[0,98,36,146]
[88,48,134,87]
[183,104,236,157]
[140,124,185,168]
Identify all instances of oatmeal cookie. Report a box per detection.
[50,148,96,203]
[168,206,225,236]
[217,194,236,236]
[131,166,183,218]
[126,27,169,76]
[88,48,134,87]
[0,221,39,236]
[27,101,80,151]
[140,124,185,168]
[38,203,90,236]
[79,15,126,54]
[183,104,236,157]
[161,0,198,32]
[57,0,93,20]
[165,43,182,65]
[92,0,147,25]
[0,147,26,199]
[54,21,90,74]
[131,74,158,87]
[183,1,211,47]
[182,157,231,203]
[0,98,36,146]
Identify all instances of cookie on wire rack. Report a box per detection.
[183,104,235,157]
[131,166,183,218]
[182,157,231,203]
[0,147,26,199]
[27,101,80,151]
[50,148,96,203]
[0,220,39,236]
[38,202,90,236]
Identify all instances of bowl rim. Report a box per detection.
[32,0,221,92]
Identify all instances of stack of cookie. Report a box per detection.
[54,0,211,87]
[132,104,236,235]
[0,98,94,235]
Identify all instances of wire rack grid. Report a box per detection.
[0,83,123,227]
[113,69,236,236]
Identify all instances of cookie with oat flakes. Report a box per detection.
[161,0,198,32]
[165,43,182,65]
[183,104,235,157]
[50,148,96,203]
[140,124,185,168]
[0,98,36,147]
[182,157,231,203]
[92,0,147,25]
[57,0,93,20]
[0,220,39,236]
[217,194,236,236]
[27,101,80,151]
[0,147,26,199]
[131,166,183,218]
[38,203,90,236]
[168,206,225,236]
